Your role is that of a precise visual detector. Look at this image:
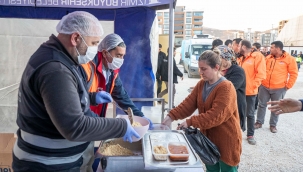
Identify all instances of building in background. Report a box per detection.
[157,6,204,47]
[277,15,303,46]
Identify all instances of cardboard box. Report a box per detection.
[0,133,17,172]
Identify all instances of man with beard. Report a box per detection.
[237,40,266,145]
[232,38,242,64]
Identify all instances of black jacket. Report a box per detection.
[156,51,166,79]
[13,35,127,171]
[224,64,246,131]
[159,55,183,83]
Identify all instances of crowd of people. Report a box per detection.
[160,37,299,171]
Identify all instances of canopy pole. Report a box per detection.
[168,0,175,111]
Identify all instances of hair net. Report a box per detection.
[216,45,234,61]
[98,33,124,52]
[56,11,104,37]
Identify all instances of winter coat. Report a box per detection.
[224,64,246,131]
[159,55,183,83]
[169,79,242,166]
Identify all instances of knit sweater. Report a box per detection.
[169,79,242,166]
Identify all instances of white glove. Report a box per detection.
[162,115,173,127]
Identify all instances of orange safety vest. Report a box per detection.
[81,52,119,117]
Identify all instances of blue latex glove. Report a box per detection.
[123,119,140,143]
[143,116,154,130]
[95,91,113,104]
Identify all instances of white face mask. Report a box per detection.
[75,35,98,64]
[105,52,124,70]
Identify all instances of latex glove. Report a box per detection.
[95,91,113,104]
[177,121,188,130]
[123,119,140,143]
[142,116,154,130]
[162,115,173,127]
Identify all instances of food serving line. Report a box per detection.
[95,98,204,172]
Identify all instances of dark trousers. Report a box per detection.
[246,95,256,137]
[157,78,162,97]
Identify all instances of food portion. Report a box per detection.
[153,145,168,161]
[132,121,142,127]
[168,144,189,161]
[100,143,133,156]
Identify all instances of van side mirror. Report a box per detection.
[185,52,190,58]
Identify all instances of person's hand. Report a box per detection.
[142,116,154,130]
[96,91,113,104]
[162,115,173,127]
[122,119,140,143]
[267,98,302,115]
[177,121,188,130]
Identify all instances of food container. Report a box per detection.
[168,142,189,161]
[116,115,149,142]
[152,142,168,161]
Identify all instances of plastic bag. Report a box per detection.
[183,127,220,165]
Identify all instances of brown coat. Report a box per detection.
[169,79,242,166]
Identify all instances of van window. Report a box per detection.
[191,45,212,56]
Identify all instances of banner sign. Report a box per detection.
[0,0,170,8]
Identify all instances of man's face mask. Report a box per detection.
[105,51,124,70]
[75,35,98,64]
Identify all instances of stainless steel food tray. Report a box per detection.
[143,130,203,170]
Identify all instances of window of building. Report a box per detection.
[193,12,203,16]
[185,36,191,39]
[194,25,201,28]
[164,25,169,29]
[164,12,169,18]
[186,12,192,17]
[194,30,202,35]
[194,19,202,22]
[185,24,191,29]
[157,12,162,16]
[164,18,169,24]
[186,30,191,35]
[158,25,162,29]
[186,18,192,24]
[163,30,169,34]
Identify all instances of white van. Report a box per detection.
[181,38,213,78]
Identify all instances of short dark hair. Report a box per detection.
[159,44,162,48]
[271,41,283,50]
[252,42,261,49]
[240,40,252,49]
[167,47,176,54]
[224,39,232,46]
[233,38,242,44]
[212,39,223,47]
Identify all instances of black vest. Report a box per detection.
[17,44,93,139]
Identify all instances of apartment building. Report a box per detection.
[157,6,204,46]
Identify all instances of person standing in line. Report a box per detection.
[215,45,246,132]
[162,50,242,172]
[156,44,166,102]
[158,47,183,107]
[211,39,223,51]
[224,39,233,49]
[237,40,266,145]
[254,41,298,133]
[232,38,242,64]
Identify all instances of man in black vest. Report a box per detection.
[13,11,139,172]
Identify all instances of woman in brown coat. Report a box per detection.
[162,50,242,172]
